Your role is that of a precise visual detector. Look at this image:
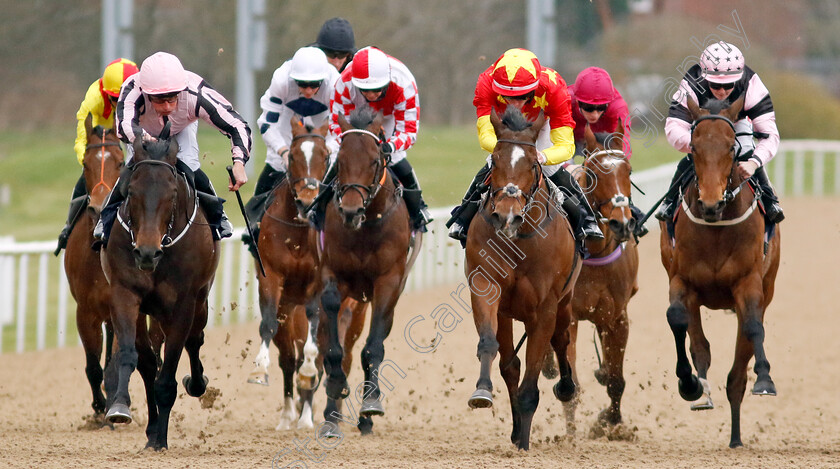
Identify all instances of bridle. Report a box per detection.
[486,138,544,216]
[287,132,329,211]
[85,133,123,194]
[115,159,199,248]
[333,128,389,221]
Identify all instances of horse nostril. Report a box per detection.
[153,250,163,261]
[609,219,622,232]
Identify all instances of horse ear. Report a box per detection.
[337,112,351,132]
[85,113,93,138]
[132,135,147,161]
[489,109,503,136]
[316,120,330,136]
[686,97,705,120]
[291,115,305,136]
[614,117,625,140]
[530,110,546,141]
[584,123,597,153]
[371,111,384,133]
[725,95,745,121]
[166,139,180,164]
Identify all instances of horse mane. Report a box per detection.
[703,99,729,115]
[593,131,611,146]
[141,138,175,161]
[501,107,532,132]
[91,125,109,139]
[349,108,377,129]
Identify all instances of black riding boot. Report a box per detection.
[655,155,694,221]
[547,167,604,241]
[751,165,785,223]
[306,159,338,231]
[241,164,286,256]
[194,168,232,239]
[92,175,129,250]
[391,159,432,232]
[446,164,491,242]
[55,174,89,256]
[629,204,649,238]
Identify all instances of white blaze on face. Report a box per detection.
[96,150,112,161]
[300,141,315,171]
[509,145,525,169]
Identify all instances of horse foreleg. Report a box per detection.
[468,293,499,410]
[561,316,580,436]
[552,298,576,405]
[273,302,298,430]
[340,299,367,377]
[149,313,191,451]
[250,276,283,385]
[297,297,321,393]
[320,279,350,400]
[516,306,558,451]
[496,318,521,446]
[135,315,160,445]
[597,310,629,426]
[105,286,140,426]
[666,280,703,402]
[76,309,106,415]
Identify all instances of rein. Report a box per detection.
[116,160,199,248]
[334,127,394,223]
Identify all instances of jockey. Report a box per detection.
[55,58,139,254]
[309,46,432,232]
[568,66,647,237]
[93,51,252,246]
[656,41,784,224]
[446,48,604,243]
[241,46,339,254]
[313,17,355,72]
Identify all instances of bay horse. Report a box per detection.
[562,121,639,435]
[318,108,420,436]
[465,108,580,450]
[64,114,123,419]
[101,124,220,450]
[247,118,329,431]
[660,96,781,448]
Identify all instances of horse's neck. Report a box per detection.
[269,179,298,218]
[516,179,554,235]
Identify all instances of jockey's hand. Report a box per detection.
[141,131,157,143]
[737,159,760,181]
[537,151,547,164]
[229,161,248,191]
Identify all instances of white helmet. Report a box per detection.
[350,47,391,90]
[289,47,330,82]
[700,42,744,84]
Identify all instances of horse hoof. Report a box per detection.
[690,377,714,410]
[247,372,269,386]
[318,422,343,439]
[105,403,132,424]
[593,367,607,387]
[360,397,385,417]
[554,378,576,402]
[468,389,493,409]
[751,378,777,396]
[182,374,209,397]
[678,375,704,402]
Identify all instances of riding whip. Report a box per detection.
[227,165,266,277]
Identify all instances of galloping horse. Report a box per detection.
[660,96,781,448]
[319,108,419,436]
[101,124,220,450]
[64,114,123,418]
[247,119,329,431]
[562,121,639,434]
[465,108,580,450]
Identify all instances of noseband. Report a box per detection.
[690,114,747,204]
[334,129,388,218]
[487,139,543,214]
[116,159,199,248]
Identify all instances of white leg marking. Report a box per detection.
[276,396,298,430]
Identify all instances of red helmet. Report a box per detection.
[491,48,542,95]
[101,58,139,97]
[573,67,615,105]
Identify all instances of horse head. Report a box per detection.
[486,107,545,238]
[289,117,331,220]
[582,119,634,242]
[334,108,386,230]
[125,122,180,271]
[83,113,124,214]
[687,96,745,222]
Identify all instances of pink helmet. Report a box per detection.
[700,42,744,84]
[138,52,188,95]
[350,47,391,90]
[573,67,615,105]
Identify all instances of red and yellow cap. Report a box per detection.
[491,48,542,95]
[101,58,139,97]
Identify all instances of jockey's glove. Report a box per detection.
[381,141,395,155]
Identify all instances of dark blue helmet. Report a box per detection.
[315,17,355,53]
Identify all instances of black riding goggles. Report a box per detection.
[322,49,351,60]
[708,82,735,91]
[579,102,608,113]
[295,80,322,89]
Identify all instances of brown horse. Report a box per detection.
[465,108,580,451]
[247,119,330,430]
[562,121,639,435]
[660,96,781,448]
[64,115,123,418]
[318,108,419,436]
[101,124,220,450]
